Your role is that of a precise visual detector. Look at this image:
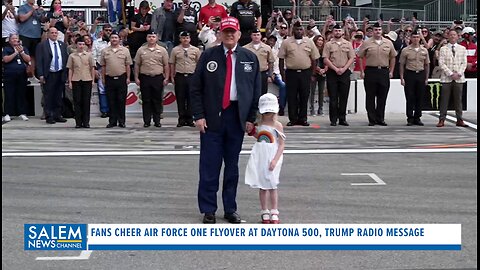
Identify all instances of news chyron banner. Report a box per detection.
[25,224,461,251]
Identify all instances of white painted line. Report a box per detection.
[1,148,477,157]
[341,173,386,186]
[433,113,477,130]
[36,250,92,261]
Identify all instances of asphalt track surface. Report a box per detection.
[2,112,477,270]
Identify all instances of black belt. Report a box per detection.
[406,69,425,73]
[366,66,389,69]
[106,73,126,80]
[175,73,193,77]
[287,68,309,73]
[140,73,163,77]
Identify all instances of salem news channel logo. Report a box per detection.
[24,224,87,250]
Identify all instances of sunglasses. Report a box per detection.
[405,30,413,32]
[104,29,112,32]
[422,30,428,33]
[281,26,288,29]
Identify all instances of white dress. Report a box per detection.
[245,125,286,190]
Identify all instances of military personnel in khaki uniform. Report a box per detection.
[67,37,96,128]
[323,24,356,126]
[169,31,200,127]
[134,30,170,128]
[99,30,133,128]
[278,22,320,126]
[358,22,397,126]
[243,28,275,95]
[399,30,430,126]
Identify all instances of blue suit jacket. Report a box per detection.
[191,44,261,132]
[35,39,69,82]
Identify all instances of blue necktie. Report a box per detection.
[53,42,59,71]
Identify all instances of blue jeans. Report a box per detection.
[273,74,286,110]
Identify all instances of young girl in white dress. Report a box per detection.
[245,93,286,224]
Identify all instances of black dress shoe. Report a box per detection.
[203,213,216,224]
[368,122,375,126]
[286,122,294,126]
[176,123,183,127]
[144,123,151,128]
[118,123,126,128]
[224,212,241,224]
[339,121,349,126]
[55,117,67,123]
[154,123,162,127]
[106,123,116,128]
[414,119,424,126]
[407,120,414,126]
[100,112,108,118]
[83,124,90,128]
[46,119,56,124]
[300,121,310,126]
[278,109,285,116]
[187,122,195,127]
[376,121,388,126]
[330,122,337,126]
[75,125,82,128]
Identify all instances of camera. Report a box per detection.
[454,20,463,24]
[213,16,221,22]
[391,18,400,23]
[413,12,418,19]
[365,15,370,20]
[273,8,279,13]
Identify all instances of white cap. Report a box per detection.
[386,31,398,42]
[258,93,279,114]
[462,27,475,34]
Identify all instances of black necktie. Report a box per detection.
[451,45,455,57]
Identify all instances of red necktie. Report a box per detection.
[223,49,233,110]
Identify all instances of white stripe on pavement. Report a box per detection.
[2,148,476,157]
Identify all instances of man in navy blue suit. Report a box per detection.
[191,16,261,224]
[36,27,69,124]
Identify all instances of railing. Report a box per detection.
[424,0,477,22]
[274,5,425,22]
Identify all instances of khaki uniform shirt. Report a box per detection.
[358,37,397,67]
[323,38,355,68]
[399,45,430,72]
[135,44,170,76]
[99,46,133,77]
[278,37,320,70]
[169,45,201,74]
[243,42,275,72]
[66,51,96,82]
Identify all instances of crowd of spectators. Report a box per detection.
[2,0,477,123]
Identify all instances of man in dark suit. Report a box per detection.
[36,27,69,124]
[191,17,261,224]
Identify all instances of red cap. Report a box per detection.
[220,17,240,31]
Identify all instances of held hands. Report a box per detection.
[246,122,255,134]
[195,118,207,133]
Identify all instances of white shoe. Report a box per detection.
[19,114,29,121]
[4,115,11,122]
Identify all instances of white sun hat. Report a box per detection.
[258,93,279,114]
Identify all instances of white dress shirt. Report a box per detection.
[223,45,237,101]
[48,39,63,71]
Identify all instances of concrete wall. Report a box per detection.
[31,78,477,116]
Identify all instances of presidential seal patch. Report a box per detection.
[244,63,253,72]
[207,61,218,72]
